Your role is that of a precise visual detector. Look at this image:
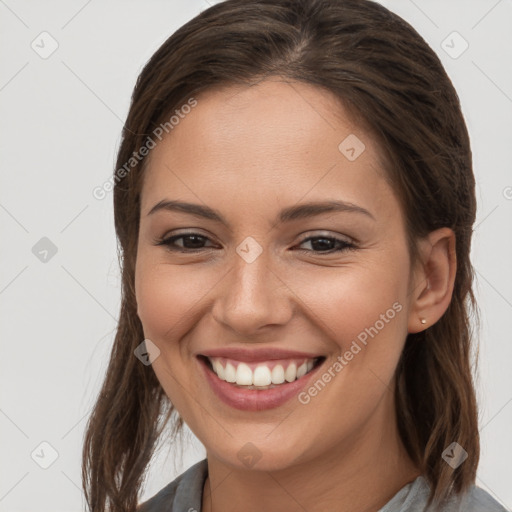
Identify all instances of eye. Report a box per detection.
[155,232,216,252]
[294,235,356,254]
[154,232,357,255]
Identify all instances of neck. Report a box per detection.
[201,394,420,512]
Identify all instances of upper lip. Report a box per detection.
[198,347,324,362]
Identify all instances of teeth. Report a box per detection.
[235,363,253,385]
[271,365,285,384]
[207,357,319,387]
[224,362,236,383]
[296,362,307,379]
[253,365,272,386]
[213,360,225,380]
[284,362,297,383]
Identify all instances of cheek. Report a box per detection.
[294,263,407,346]
[135,257,207,341]
[134,258,207,407]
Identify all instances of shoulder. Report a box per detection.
[137,458,208,512]
[381,476,509,512]
[459,485,509,512]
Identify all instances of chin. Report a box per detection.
[206,434,313,473]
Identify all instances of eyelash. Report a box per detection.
[154,232,357,254]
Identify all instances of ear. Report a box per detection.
[407,227,457,334]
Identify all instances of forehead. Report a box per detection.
[140,79,397,223]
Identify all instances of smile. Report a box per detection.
[205,356,321,389]
[197,349,326,411]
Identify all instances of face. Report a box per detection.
[135,79,417,471]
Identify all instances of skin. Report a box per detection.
[135,79,456,512]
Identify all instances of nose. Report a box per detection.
[210,248,293,337]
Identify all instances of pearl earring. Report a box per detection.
[420,318,427,324]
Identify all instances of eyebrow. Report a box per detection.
[147,199,375,225]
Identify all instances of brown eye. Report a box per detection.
[296,236,356,254]
[156,233,216,252]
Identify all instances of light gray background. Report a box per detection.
[0,1,511,511]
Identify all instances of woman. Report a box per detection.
[82,0,508,511]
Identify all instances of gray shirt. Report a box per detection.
[138,459,509,512]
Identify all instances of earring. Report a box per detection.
[420,318,427,325]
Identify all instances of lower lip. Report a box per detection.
[197,356,324,411]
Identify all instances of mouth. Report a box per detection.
[198,354,326,390]
[195,349,327,411]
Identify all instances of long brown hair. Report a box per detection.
[82,0,480,510]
